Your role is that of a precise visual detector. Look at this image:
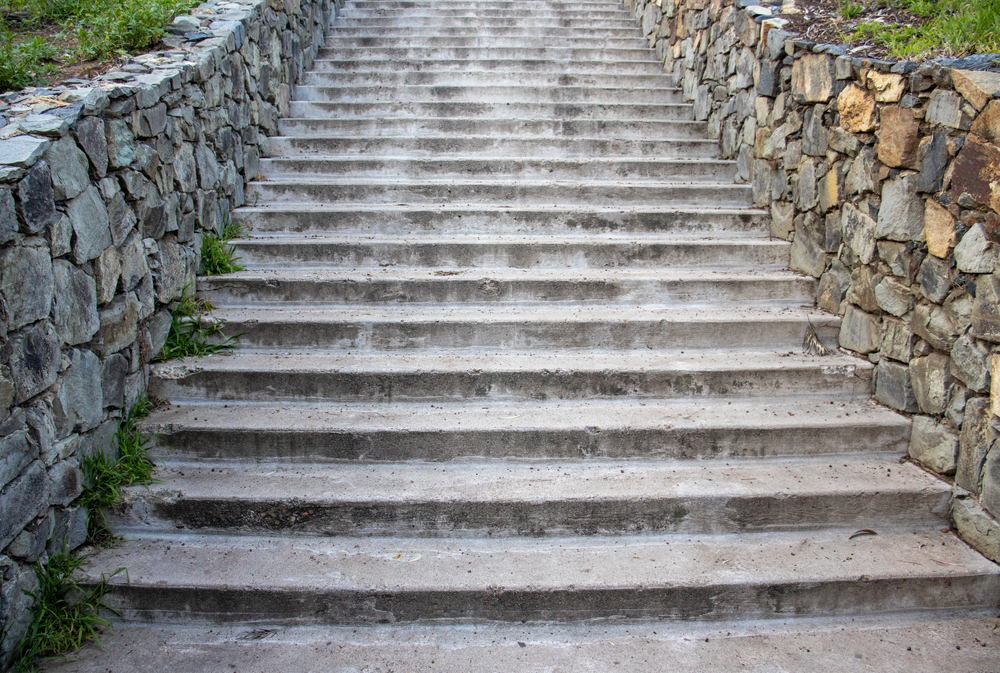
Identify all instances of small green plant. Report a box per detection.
[77,396,157,539]
[155,288,240,361]
[201,216,246,276]
[837,0,864,20]
[11,552,122,672]
[72,0,199,61]
[0,27,55,91]
[850,0,1000,58]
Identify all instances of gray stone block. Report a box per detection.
[925,89,971,129]
[15,160,57,234]
[951,335,990,392]
[74,116,109,178]
[195,141,220,189]
[874,359,918,412]
[802,105,828,157]
[96,293,140,355]
[44,135,90,201]
[0,426,34,492]
[48,213,72,257]
[918,254,955,304]
[118,232,149,293]
[874,277,912,317]
[138,103,168,137]
[954,223,995,274]
[68,184,112,264]
[0,186,16,244]
[53,350,103,435]
[0,135,49,167]
[839,304,879,354]
[841,202,876,264]
[952,494,1000,564]
[148,308,174,360]
[910,353,954,415]
[51,260,100,346]
[156,236,195,302]
[108,192,138,247]
[174,143,198,192]
[93,245,121,305]
[971,274,1000,343]
[101,353,128,410]
[912,303,959,352]
[982,443,1000,520]
[0,460,48,549]
[3,321,61,405]
[957,397,994,494]
[909,415,959,475]
[789,212,827,278]
[105,119,135,168]
[916,131,948,193]
[845,146,877,195]
[0,242,54,331]
[46,458,82,507]
[6,512,52,562]
[876,175,923,242]
[48,505,88,554]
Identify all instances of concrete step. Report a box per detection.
[115,457,947,537]
[292,84,682,104]
[308,58,667,73]
[233,205,768,236]
[288,100,692,120]
[229,234,785,268]
[326,27,642,38]
[321,36,650,49]
[268,135,716,159]
[244,179,748,208]
[345,0,632,7]
[195,267,809,307]
[336,10,636,20]
[314,46,660,61]
[148,350,871,404]
[274,119,702,141]
[142,397,906,463]
[204,304,838,351]
[39,611,1000,673]
[299,71,673,88]
[77,529,1000,624]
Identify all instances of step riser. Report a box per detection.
[328,27,642,36]
[198,276,811,307]
[149,423,908,463]
[315,48,659,61]
[288,101,691,121]
[128,490,947,538]
[245,183,748,208]
[300,72,673,87]
[308,59,667,74]
[232,240,785,269]
[211,316,839,351]
[334,14,637,23]
[268,137,715,159]
[103,574,1000,625]
[234,209,768,236]
[274,122,702,142]
[150,365,870,404]
[293,86,682,105]
[321,37,649,48]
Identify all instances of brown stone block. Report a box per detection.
[924,200,957,259]
[837,84,877,133]
[877,106,920,168]
[791,54,832,104]
[950,136,1000,214]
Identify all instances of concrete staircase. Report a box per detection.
[73,0,999,663]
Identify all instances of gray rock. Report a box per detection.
[925,89,971,129]
[105,119,135,168]
[96,293,140,355]
[73,116,109,178]
[195,141,220,189]
[957,397,994,494]
[841,202,876,264]
[155,236,195,303]
[0,242,54,331]
[108,192,137,247]
[916,131,948,193]
[0,460,48,550]
[789,212,827,278]
[918,254,955,304]
[874,277,912,317]
[44,135,90,201]
[798,160,818,210]
[757,59,780,97]
[7,513,53,562]
[839,304,879,354]
[0,427,35,492]
[47,457,82,507]
[982,443,1000,520]
[174,143,198,192]
[15,160,57,234]
[823,209,842,252]
[752,159,775,208]
[954,223,995,274]
[846,265,881,313]
[118,232,149,293]
[909,416,959,475]
[196,188,218,233]
[876,175,924,242]
[802,105,828,156]
[951,335,990,392]
[874,359,919,412]
[0,136,49,168]
[0,186,17,244]
[48,213,72,258]
[25,405,55,465]
[147,308,173,360]
[828,127,859,155]
[48,505,88,554]
[93,245,121,305]
[912,303,959,352]
[101,353,128,409]
[948,386,969,428]
[51,260,99,346]
[0,369,14,423]
[845,146,877,195]
[68,184,112,264]
[952,494,1000,564]
[910,353,954,415]
[19,114,68,137]
[817,259,850,314]
[53,350,103,435]
[137,103,167,137]
[972,274,1000,343]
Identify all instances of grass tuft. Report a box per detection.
[10,553,122,672]
[155,288,240,361]
[76,397,156,540]
[0,21,55,91]
[200,216,246,276]
[837,1,864,20]
[850,0,1000,59]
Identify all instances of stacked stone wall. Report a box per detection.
[0,0,333,664]
[625,0,1000,563]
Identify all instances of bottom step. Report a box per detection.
[80,529,999,625]
[42,610,1000,673]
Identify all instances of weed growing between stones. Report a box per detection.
[9,552,122,672]
[155,288,240,361]
[76,396,157,541]
[200,215,246,276]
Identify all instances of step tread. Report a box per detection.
[198,268,803,282]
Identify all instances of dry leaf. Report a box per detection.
[849,529,878,539]
[803,320,834,356]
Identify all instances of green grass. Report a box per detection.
[76,397,157,539]
[200,217,246,276]
[154,288,240,361]
[10,553,122,672]
[838,1,864,20]
[0,28,54,91]
[849,0,1000,58]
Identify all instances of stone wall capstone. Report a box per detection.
[0,0,334,665]
[624,0,1000,563]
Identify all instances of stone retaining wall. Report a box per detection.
[624,0,1000,563]
[0,0,333,664]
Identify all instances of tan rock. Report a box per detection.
[867,71,905,103]
[877,106,920,168]
[924,200,957,258]
[952,69,1000,111]
[970,99,1000,145]
[991,353,1000,418]
[791,54,833,103]
[837,84,877,132]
